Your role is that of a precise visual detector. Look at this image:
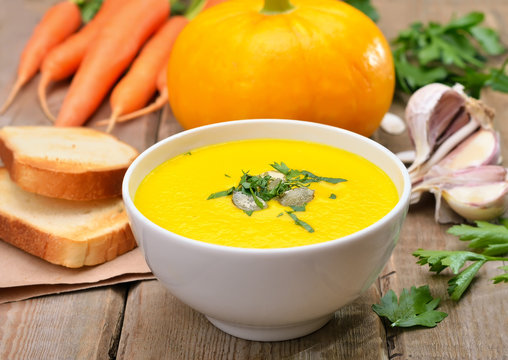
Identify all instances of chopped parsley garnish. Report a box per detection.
[290,205,306,212]
[329,193,337,199]
[183,151,192,155]
[207,162,346,232]
[286,211,314,233]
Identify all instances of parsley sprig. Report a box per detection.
[372,285,448,328]
[392,12,508,98]
[413,220,508,301]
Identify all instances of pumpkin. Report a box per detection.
[168,0,395,137]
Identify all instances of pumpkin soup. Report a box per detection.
[134,139,398,248]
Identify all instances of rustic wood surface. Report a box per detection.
[1,1,507,359]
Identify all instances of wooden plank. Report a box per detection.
[0,2,161,359]
[0,286,127,359]
[117,280,387,360]
[374,1,508,359]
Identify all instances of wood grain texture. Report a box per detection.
[375,2,508,359]
[117,280,388,360]
[1,0,508,359]
[0,286,127,360]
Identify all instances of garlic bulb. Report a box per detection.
[404,83,507,223]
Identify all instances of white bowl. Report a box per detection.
[123,119,411,341]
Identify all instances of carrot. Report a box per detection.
[103,16,189,132]
[97,0,229,129]
[0,1,81,114]
[97,65,169,127]
[38,0,125,122]
[54,0,170,127]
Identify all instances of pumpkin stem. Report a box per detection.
[260,0,295,15]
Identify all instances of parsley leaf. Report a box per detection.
[448,220,508,256]
[286,211,314,233]
[290,205,306,212]
[492,266,508,284]
[329,193,337,199]
[392,11,507,97]
[372,285,447,328]
[207,187,235,199]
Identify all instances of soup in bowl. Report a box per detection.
[123,119,411,341]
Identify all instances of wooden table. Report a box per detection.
[1,1,507,359]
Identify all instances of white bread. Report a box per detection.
[0,126,139,201]
[0,167,136,268]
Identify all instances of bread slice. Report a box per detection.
[0,168,136,268]
[0,126,139,201]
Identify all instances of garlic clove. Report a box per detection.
[435,129,501,171]
[442,182,508,221]
[425,165,507,185]
[411,165,507,210]
[405,83,465,171]
[380,112,406,135]
[396,150,416,164]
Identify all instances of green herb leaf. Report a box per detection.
[470,26,505,55]
[74,0,104,23]
[270,162,290,175]
[244,210,254,216]
[207,187,235,200]
[487,59,508,93]
[329,193,337,199]
[286,212,314,233]
[413,249,486,274]
[277,212,284,218]
[448,260,486,300]
[372,285,447,328]
[290,205,306,212]
[392,11,507,97]
[492,266,508,284]
[448,221,508,256]
[300,170,346,184]
[344,0,379,23]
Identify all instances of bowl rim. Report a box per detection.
[123,119,411,255]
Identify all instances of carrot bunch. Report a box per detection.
[0,1,81,113]
[1,0,228,129]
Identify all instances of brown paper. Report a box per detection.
[0,241,154,304]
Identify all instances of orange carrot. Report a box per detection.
[97,0,229,128]
[103,16,189,132]
[0,1,81,114]
[97,65,169,127]
[54,0,170,127]
[38,0,125,122]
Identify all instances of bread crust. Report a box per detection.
[0,127,138,201]
[0,208,136,268]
